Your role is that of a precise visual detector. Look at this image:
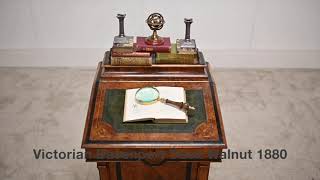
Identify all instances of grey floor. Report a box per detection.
[0,68,319,180]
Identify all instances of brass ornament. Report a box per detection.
[145,13,165,45]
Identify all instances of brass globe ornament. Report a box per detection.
[145,13,165,45]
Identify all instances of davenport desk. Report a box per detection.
[81,52,227,180]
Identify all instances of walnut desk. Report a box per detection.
[81,52,227,180]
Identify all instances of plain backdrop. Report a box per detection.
[0,0,320,67]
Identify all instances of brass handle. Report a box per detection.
[159,98,195,112]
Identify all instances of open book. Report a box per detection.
[123,86,188,123]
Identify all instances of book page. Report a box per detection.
[123,87,187,122]
[123,88,158,122]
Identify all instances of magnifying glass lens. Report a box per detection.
[135,87,159,104]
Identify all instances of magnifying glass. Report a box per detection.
[135,87,195,112]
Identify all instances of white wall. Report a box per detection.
[0,0,320,67]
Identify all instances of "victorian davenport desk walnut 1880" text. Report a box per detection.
[81,51,227,180]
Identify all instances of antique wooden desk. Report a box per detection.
[81,52,227,180]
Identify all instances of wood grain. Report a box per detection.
[82,59,227,180]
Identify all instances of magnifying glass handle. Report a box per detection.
[159,98,195,112]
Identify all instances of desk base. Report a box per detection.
[97,161,210,180]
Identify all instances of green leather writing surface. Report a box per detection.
[103,89,207,133]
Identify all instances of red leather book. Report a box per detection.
[135,37,171,52]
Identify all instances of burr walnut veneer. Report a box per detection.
[81,52,227,180]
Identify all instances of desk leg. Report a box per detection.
[196,162,210,180]
[97,162,115,180]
